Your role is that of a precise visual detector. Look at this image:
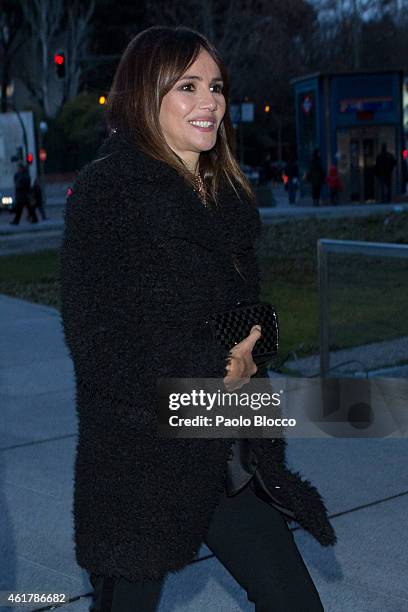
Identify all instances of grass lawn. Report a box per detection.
[260,267,319,362]
[260,259,408,368]
[0,249,60,309]
[0,230,408,366]
[0,249,322,365]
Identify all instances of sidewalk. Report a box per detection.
[1,292,407,611]
[284,336,408,378]
[0,203,65,233]
[0,205,65,256]
[260,183,408,223]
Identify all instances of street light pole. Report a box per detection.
[38,121,48,213]
[10,96,28,160]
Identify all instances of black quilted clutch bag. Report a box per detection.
[205,300,279,366]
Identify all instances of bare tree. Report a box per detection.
[0,1,25,112]
[61,0,95,105]
[314,0,408,72]
[145,0,316,101]
[20,0,64,117]
[19,0,94,118]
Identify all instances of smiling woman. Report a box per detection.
[60,24,335,612]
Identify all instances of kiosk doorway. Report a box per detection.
[337,126,396,202]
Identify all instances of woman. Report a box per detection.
[60,26,336,611]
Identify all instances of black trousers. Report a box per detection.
[89,478,323,612]
[11,198,38,224]
[311,184,322,206]
[379,177,392,203]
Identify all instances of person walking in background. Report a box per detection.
[326,163,342,205]
[10,164,38,225]
[284,156,300,205]
[307,148,325,207]
[32,177,48,220]
[374,143,396,203]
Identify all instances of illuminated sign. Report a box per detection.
[339,97,393,113]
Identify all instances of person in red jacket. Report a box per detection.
[326,163,342,205]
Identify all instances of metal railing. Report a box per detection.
[317,238,408,378]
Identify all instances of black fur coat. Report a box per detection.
[59,130,336,582]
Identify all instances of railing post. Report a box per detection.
[318,239,329,379]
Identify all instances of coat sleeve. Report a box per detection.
[59,164,229,438]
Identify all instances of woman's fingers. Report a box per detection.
[224,355,233,373]
[224,375,251,392]
[223,326,262,390]
[239,325,262,351]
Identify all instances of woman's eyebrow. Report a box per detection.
[179,75,223,82]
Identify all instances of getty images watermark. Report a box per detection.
[157,376,408,438]
[166,386,295,433]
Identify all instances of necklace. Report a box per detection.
[192,173,208,208]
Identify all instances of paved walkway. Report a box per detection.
[1,292,407,611]
[260,183,408,223]
[284,336,408,378]
[0,205,64,256]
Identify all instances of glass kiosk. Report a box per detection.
[292,71,404,203]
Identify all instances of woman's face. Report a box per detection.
[159,48,226,173]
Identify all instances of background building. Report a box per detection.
[292,71,405,202]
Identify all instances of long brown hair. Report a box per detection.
[106,25,255,207]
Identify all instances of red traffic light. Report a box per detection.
[26,152,34,165]
[54,53,65,65]
[54,51,66,78]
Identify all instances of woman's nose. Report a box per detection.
[198,93,217,110]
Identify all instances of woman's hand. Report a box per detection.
[223,325,262,392]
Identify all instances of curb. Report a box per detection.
[0,222,64,236]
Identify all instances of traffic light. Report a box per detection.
[54,51,66,78]
[26,152,34,165]
[99,95,106,105]
[264,104,270,113]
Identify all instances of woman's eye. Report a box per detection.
[179,82,223,93]
[180,83,195,91]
